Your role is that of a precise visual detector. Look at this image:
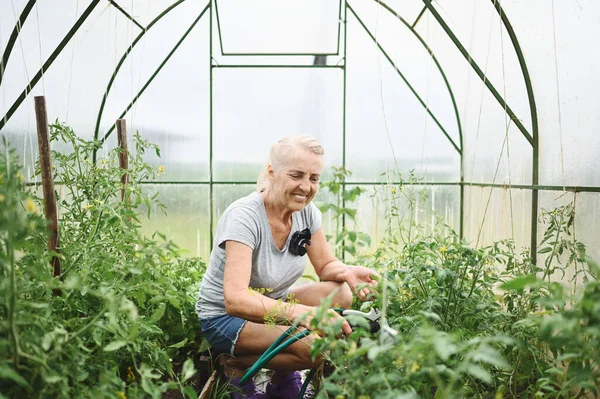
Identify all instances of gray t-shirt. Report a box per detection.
[196,191,322,319]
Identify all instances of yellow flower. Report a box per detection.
[401,289,414,300]
[391,188,397,194]
[25,198,37,213]
[82,204,94,210]
[127,366,135,382]
[440,246,447,253]
[116,392,127,399]
[16,172,24,181]
[410,362,420,372]
[158,165,165,175]
[0,194,4,202]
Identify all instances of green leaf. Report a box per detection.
[419,311,442,322]
[538,247,552,254]
[42,332,53,351]
[557,353,580,363]
[0,366,30,388]
[466,364,492,384]
[348,231,357,242]
[472,345,509,369]
[585,255,600,276]
[182,386,198,399]
[169,338,188,349]
[103,340,128,352]
[181,359,196,383]
[433,334,457,361]
[151,303,166,321]
[199,338,211,353]
[500,274,538,290]
[367,346,386,361]
[44,373,62,384]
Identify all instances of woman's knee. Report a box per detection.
[290,335,323,369]
[333,282,353,309]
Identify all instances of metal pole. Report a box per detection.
[209,0,215,250]
[341,1,348,261]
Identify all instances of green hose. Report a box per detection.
[238,329,310,385]
[239,309,347,395]
[299,366,318,398]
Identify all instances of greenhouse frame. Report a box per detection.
[1,0,599,398]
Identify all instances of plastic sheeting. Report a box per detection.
[1,0,598,261]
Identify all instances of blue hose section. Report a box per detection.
[252,325,296,373]
[299,366,318,398]
[238,309,347,392]
[238,329,310,385]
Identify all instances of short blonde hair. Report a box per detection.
[256,135,324,192]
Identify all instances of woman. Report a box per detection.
[196,135,379,398]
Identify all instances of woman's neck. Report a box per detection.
[262,190,293,226]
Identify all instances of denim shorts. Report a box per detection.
[199,314,248,356]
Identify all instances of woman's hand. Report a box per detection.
[343,266,380,301]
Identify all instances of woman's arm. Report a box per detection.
[306,229,380,300]
[223,240,315,326]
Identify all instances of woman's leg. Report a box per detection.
[222,323,320,373]
[222,281,352,377]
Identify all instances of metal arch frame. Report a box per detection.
[346,4,461,154]
[489,0,540,267]
[213,0,344,56]
[417,0,541,263]
[349,0,466,238]
[94,4,210,148]
[0,0,36,87]
[0,0,101,132]
[92,0,190,159]
[2,0,597,264]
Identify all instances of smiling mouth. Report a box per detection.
[292,194,308,200]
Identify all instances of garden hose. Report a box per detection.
[238,326,310,385]
[238,308,385,398]
[299,366,318,398]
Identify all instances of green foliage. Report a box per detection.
[2,131,598,399]
[0,125,206,398]
[308,174,599,399]
[318,166,371,259]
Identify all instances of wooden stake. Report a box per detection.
[116,119,129,202]
[34,96,61,284]
[198,370,217,399]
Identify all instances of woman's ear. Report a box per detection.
[267,164,275,182]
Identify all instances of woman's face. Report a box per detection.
[269,147,323,213]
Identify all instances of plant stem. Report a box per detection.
[57,307,106,349]
[17,349,48,368]
[7,238,20,367]
[543,212,563,282]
